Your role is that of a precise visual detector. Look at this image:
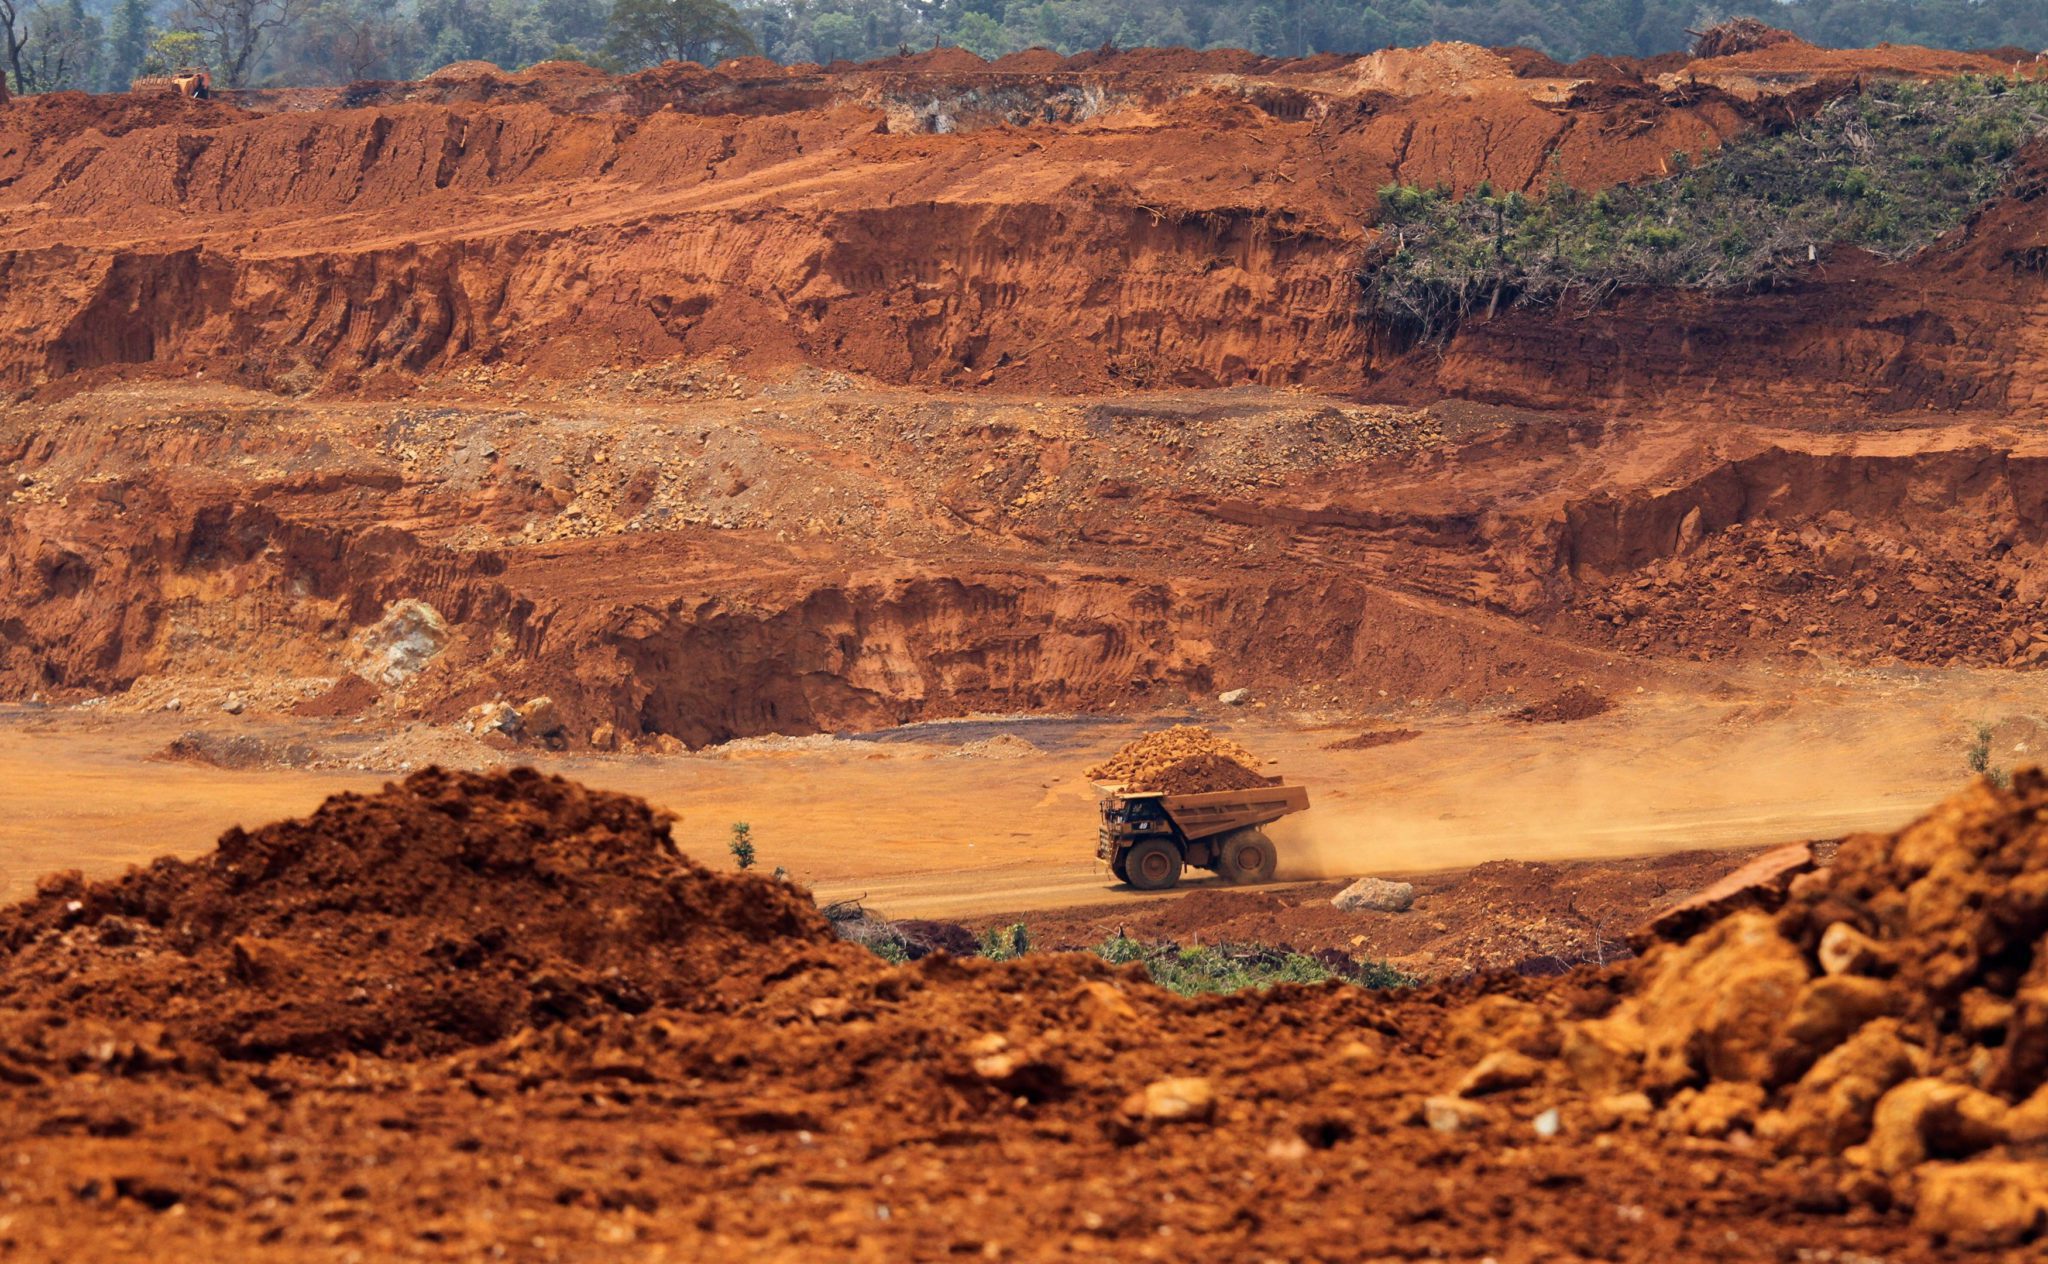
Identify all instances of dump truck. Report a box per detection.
[1096,780,1310,891]
[131,68,212,98]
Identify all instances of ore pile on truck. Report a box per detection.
[1089,726,1310,891]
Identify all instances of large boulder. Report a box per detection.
[1333,877,1415,913]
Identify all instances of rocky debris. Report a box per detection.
[1323,728,1420,752]
[1440,771,2048,1248]
[1633,840,1815,949]
[355,599,449,687]
[1508,684,1611,724]
[1087,725,1268,793]
[1217,688,1251,705]
[466,700,521,737]
[519,695,567,746]
[459,696,569,748]
[1333,877,1416,913]
[156,731,320,770]
[1577,522,2046,669]
[218,694,244,715]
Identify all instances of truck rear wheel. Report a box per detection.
[1218,829,1277,885]
[1123,839,1183,892]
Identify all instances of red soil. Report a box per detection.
[0,768,2041,1257]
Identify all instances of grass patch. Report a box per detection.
[1093,934,1415,996]
[1366,74,2048,339]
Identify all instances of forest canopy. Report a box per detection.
[5,0,2047,94]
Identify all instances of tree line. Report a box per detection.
[6,0,2047,95]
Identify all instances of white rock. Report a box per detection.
[1332,877,1416,913]
[356,600,449,687]
[1218,688,1252,706]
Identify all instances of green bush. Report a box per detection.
[728,821,755,870]
[1968,723,2012,789]
[1365,74,2048,339]
[978,922,1031,962]
[1090,934,1415,997]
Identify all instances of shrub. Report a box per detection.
[1968,724,2012,789]
[1365,74,2048,339]
[978,922,1031,961]
[728,821,755,870]
[1091,934,1416,997]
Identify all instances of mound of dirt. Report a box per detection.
[950,733,1041,759]
[0,768,854,1061]
[1085,724,1263,787]
[1352,41,1515,94]
[1691,18,1808,60]
[424,59,503,82]
[1138,752,1276,796]
[1509,684,1612,724]
[290,673,379,718]
[989,47,1066,73]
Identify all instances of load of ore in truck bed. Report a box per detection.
[1084,725,1273,794]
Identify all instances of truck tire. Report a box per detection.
[1110,850,1131,883]
[1123,838,1183,891]
[1218,829,1277,885]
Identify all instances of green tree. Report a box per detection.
[605,0,755,69]
[139,27,209,74]
[6,0,103,92]
[104,0,149,89]
[178,0,301,85]
[808,10,861,61]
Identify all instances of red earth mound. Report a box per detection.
[0,768,854,1061]
[0,771,2043,1255]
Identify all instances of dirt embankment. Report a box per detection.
[0,48,1788,399]
[12,386,2048,746]
[0,767,2042,1257]
[1366,143,2048,421]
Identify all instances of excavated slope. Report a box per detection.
[0,49,1824,398]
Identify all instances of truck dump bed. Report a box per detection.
[1159,783,1309,840]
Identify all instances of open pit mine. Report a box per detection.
[3,24,2048,1262]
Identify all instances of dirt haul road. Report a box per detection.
[4,659,2032,919]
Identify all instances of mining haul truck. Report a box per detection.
[1097,782,1310,891]
[131,68,212,98]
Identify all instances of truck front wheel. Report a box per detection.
[1110,850,1131,883]
[1123,839,1184,891]
[1218,829,1277,884]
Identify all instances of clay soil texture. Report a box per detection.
[1,768,2044,1261]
